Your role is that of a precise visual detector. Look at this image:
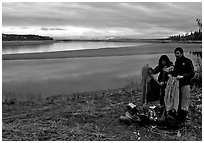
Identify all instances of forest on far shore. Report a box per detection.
[2,34,53,41]
[167,30,202,41]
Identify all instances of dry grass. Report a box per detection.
[2,87,202,141]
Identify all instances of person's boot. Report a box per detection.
[165,109,188,129]
[177,109,188,124]
[155,110,182,130]
[155,116,168,129]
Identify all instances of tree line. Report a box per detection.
[2,34,53,41]
[167,30,202,41]
[167,19,202,42]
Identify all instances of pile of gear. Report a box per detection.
[119,103,185,130]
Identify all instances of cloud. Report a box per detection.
[2,2,202,38]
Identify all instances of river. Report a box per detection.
[2,41,202,101]
[2,41,150,54]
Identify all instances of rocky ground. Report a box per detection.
[2,87,202,141]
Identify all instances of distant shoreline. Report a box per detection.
[2,39,202,47]
[2,43,202,60]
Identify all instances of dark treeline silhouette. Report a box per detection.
[2,34,53,41]
[168,19,202,42]
[167,30,202,41]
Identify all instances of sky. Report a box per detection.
[2,2,202,39]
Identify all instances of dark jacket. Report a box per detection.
[153,61,173,84]
[173,55,195,86]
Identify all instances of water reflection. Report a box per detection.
[2,52,200,101]
[2,41,149,54]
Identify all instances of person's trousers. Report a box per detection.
[160,88,165,106]
[179,85,190,111]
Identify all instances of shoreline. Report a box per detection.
[2,43,202,60]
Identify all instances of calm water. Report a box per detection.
[2,41,150,54]
[2,52,200,101]
[2,41,201,100]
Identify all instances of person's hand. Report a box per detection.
[168,66,174,72]
[164,66,174,73]
[159,82,164,86]
[176,75,184,79]
[168,74,172,78]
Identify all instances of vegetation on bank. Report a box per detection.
[2,86,202,141]
[2,34,53,41]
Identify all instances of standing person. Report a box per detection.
[173,47,195,124]
[152,55,174,108]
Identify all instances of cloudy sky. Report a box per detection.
[2,2,202,39]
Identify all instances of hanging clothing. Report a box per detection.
[164,77,179,112]
[153,63,174,107]
[141,64,160,104]
[141,64,150,104]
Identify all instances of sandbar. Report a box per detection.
[2,43,202,60]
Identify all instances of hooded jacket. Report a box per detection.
[153,61,173,83]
